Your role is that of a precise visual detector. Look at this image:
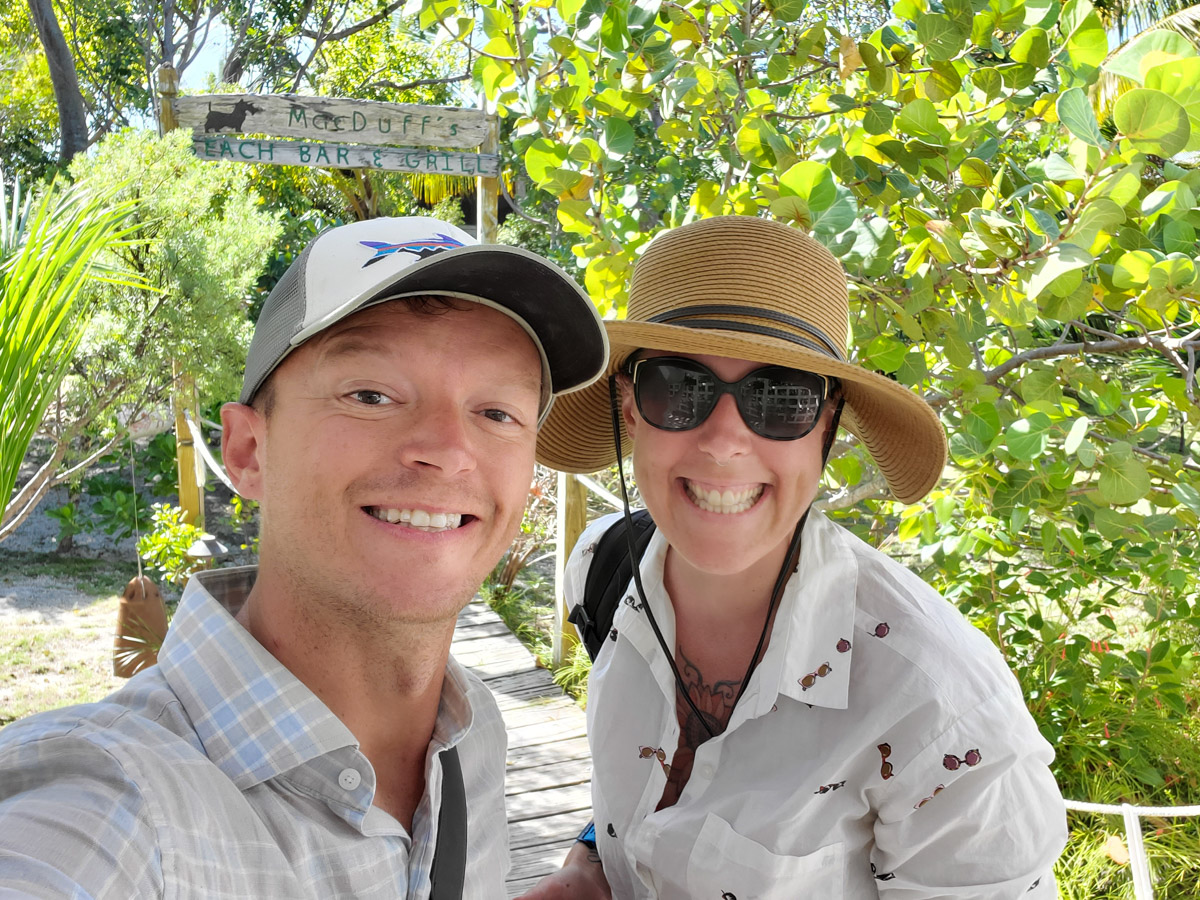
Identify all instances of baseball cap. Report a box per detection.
[239,217,608,425]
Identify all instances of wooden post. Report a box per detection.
[172,362,205,528]
[553,471,589,666]
[477,102,500,244]
[158,67,204,528]
[156,64,179,135]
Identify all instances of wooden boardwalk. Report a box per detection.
[452,598,592,897]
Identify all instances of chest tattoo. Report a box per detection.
[656,647,742,810]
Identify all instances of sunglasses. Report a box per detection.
[799,662,832,691]
[639,745,671,777]
[943,749,982,771]
[878,742,894,780]
[627,356,835,441]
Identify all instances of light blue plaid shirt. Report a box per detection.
[0,567,510,899]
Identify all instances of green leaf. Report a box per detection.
[1063,4,1108,69]
[1064,416,1090,455]
[602,118,636,157]
[1104,30,1195,84]
[779,160,836,208]
[898,98,943,139]
[736,120,779,168]
[600,4,631,53]
[1057,87,1106,146]
[1025,244,1093,301]
[1005,413,1052,461]
[972,67,1003,101]
[1011,27,1050,68]
[959,157,992,188]
[917,12,970,60]
[1163,219,1197,254]
[1113,249,1156,289]
[765,0,808,22]
[865,333,909,372]
[1172,483,1200,515]
[1098,445,1151,505]
[1113,88,1191,156]
[1144,59,1200,151]
[523,138,569,185]
[863,102,895,135]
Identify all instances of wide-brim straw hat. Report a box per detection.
[536,216,947,505]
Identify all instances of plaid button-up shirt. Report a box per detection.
[0,567,510,899]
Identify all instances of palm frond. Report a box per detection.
[0,174,145,524]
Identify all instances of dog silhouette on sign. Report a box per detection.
[204,99,262,134]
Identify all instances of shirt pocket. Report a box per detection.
[684,813,843,900]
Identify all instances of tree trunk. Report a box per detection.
[26,0,88,163]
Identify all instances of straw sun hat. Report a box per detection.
[535,215,947,505]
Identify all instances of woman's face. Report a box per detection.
[620,351,835,582]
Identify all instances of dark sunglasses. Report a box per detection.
[627,356,835,441]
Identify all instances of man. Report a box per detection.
[0,217,607,899]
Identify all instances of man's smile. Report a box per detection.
[364,505,472,532]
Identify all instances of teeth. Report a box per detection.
[685,482,762,514]
[368,507,463,532]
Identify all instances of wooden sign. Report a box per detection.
[173,94,488,149]
[191,136,500,176]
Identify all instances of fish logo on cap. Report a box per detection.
[359,233,465,266]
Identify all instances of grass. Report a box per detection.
[0,550,136,598]
[0,594,126,727]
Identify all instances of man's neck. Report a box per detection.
[233,567,459,831]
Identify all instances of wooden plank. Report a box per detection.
[173,94,487,148]
[506,736,592,770]
[505,757,591,795]
[507,782,592,822]
[508,808,594,851]
[189,137,498,177]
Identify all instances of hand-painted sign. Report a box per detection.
[173,94,487,149]
[191,136,500,176]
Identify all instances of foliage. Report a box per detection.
[45,502,84,548]
[0,172,141,537]
[494,467,559,590]
[82,469,149,542]
[225,494,261,555]
[137,503,207,586]
[416,0,1200,890]
[136,432,180,493]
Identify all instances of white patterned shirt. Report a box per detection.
[0,567,510,899]
[568,510,1066,899]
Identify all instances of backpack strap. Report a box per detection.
[570,510,657,661]
[429,746,466,900]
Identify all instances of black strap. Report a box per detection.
[570,510,657,660]
[429,746,466,900]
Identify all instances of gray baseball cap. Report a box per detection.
[239,216,609,425]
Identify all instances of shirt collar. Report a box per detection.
[619,511,857,719]
[159,567,359,790]
[759,511,857,713]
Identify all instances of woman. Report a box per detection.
[525,216,1065,899]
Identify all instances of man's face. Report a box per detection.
[225,300,542,627]
[621,351,832,584]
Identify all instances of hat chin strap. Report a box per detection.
[606,376,810,741]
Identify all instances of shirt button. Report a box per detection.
[701,763,715,779]
[338,767,362,791]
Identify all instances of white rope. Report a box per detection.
[1064,799,1200,817]
[575,473,624,512]
[183,411,239,495]
[1063,793,1200,899]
